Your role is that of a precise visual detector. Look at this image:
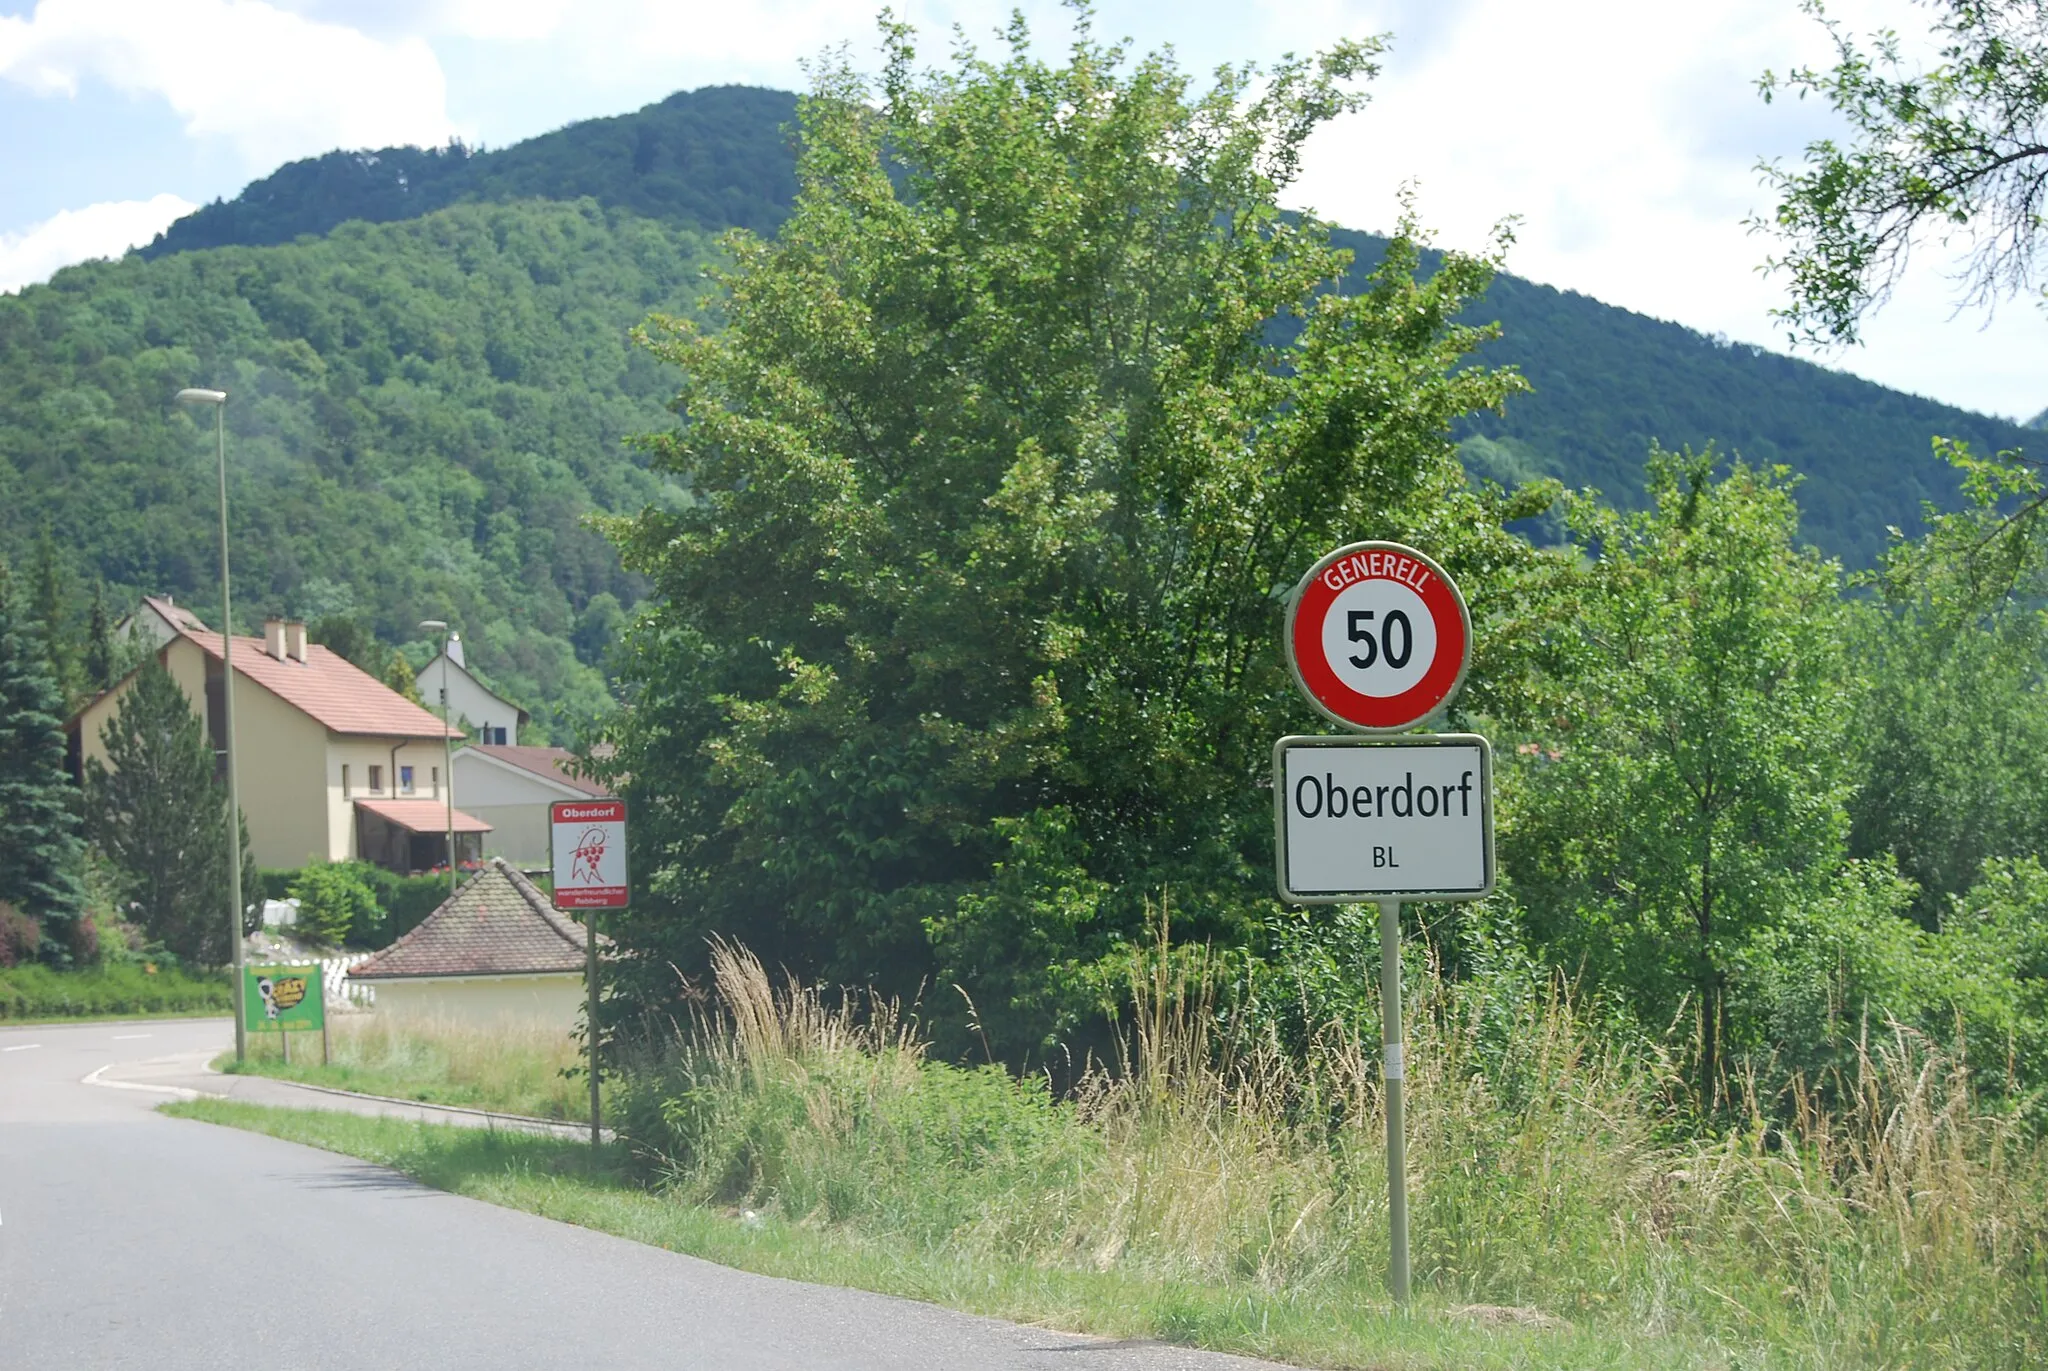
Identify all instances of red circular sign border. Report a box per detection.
[1284,541,1472,732]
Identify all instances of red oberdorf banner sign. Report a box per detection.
[550,799,628,909]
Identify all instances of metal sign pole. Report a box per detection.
[586,905,601,1151]
[1379,898,1410,1303]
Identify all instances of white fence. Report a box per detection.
[319,954,376,1008]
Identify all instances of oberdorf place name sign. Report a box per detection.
[1274,734,1494,902]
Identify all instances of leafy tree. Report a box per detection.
[1846,597,2048,926]
[382,651,423,705]
[1757,0,2048,343]
[1932,856,2048,1109]
[0,556,87,961]
[572,591,624,669]
[287,862,380,946]
[84,657,257,966]
[601,16,1559,1057]
[1503,451,1866,1092]
[311,614,386,676]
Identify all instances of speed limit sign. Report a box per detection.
[1284,541,1472,732]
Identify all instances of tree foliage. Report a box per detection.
[601,16,1562,1057]
[287,862,381,947]
[0,556,86,960]
[1758,0,2048,343]
[84,658,256,966]
[1502,452,1872,1086]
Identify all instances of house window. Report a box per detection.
[400,765,415,795]
[432,766,440,798]
[491,726,509,745]
[368,764,384,794]
[342,764,351,799]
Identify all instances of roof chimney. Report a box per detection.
[263,617,287,661]
[284,619,308,663]
[446,631,466,669]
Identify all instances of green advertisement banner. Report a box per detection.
[243,964,324,1033]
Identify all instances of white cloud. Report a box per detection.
[1281,0,2048,418]
[0,193,195,293]
[0,0,457,167]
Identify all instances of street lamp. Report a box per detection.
[419,619,457,896]
[174,387,246,1064]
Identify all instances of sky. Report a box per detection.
[2,0,2042,422]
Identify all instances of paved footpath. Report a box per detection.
[0,1018,1296,1371]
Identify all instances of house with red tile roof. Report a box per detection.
[452,744,614,866]
[68,608,491,873]
[347,858,594,1030]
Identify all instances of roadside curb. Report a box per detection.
[225,1074,616,1142]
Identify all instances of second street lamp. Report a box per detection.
[174,386,247,1064]
[419,619,457,896]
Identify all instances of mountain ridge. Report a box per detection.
[135,83,2033,567]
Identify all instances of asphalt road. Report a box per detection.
[0,1018,1291,1370]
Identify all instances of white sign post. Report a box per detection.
[1277,542,1494,1305]
[551,799,627,1148]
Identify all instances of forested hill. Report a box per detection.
[2,201,715,740]
[141,85,800,258]
[6,83,2032,735]
[138,84,2035,567]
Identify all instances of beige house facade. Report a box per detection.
[69,608,486,873]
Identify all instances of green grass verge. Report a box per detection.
[163,1099,1711,1371]
[0,963,230,1022]
[218,1014,605,1121]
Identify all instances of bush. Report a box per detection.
[286,863,382,947]
[0,902,39,969]
[262,862,449,948]
[372,870,448,943]
[0,962,230,1019]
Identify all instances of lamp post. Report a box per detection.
[175,387,246,1064]
[419,619,457,896]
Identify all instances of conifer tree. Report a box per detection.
[0,556,87,961]
[84,656,256,966]
[30,533,78,706]
[84,582,114,693]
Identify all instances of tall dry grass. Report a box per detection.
[617,935,2048,1368]
[236,1011,597,1120]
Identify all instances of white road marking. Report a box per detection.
[111,1033,151,1040]
[2,1044,40,1052]
[79,1063,200,1099]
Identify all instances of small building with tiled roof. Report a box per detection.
[347,859,594,1030]
[452,744,615,867]
[68,606,490,873]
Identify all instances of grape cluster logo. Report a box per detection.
[570,827,608,886]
